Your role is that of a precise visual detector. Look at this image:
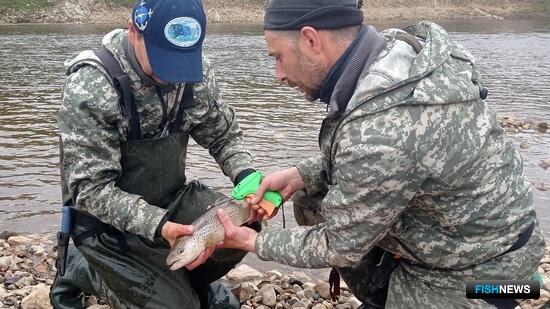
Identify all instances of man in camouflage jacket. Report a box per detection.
[50,0,254,308]
[217,0,545,308]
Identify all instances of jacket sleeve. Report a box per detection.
[295,155,326,196]
[189,58,253,182]
[256,119,420,268]
[59,66,167,241]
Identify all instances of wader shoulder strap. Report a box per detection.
[170,83,194,133]
[94,47,141,140]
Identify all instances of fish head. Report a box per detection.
[166,236,205,271]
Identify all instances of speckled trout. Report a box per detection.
[166,196,250,271]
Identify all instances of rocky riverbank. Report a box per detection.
[1,232,549,308]
[0,0,548,25]
[498,116,549,135]
[497,116,550,193]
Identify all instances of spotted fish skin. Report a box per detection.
[166,196,249,271]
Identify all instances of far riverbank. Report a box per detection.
[0,0,549,25]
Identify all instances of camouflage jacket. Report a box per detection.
[59,29,253,240]
[256,22,542,270]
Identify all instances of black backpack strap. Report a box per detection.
[94,47,141,140]
[170,83,194,133]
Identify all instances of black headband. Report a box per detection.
[264,1,364,30]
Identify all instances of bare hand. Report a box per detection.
[217,209,258,252]
[185,246,215,270]
[246,196,262,223]
[250,167,305,205]
[161,221,194,247]
[246,196,273,223]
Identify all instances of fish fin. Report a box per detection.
[210,195,232,208]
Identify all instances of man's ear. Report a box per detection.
[298,26,322,55]
[127,19,137,45]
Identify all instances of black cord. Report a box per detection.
[281,202,286,229]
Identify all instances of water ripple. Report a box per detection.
[0,22,548,241]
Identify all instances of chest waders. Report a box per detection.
[51,47,242,309]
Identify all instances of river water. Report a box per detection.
[0,19,549,276]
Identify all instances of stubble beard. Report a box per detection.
[297,52,328,102]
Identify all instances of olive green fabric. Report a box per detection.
[52,131,245,308]
[51,181,245,309]
[116,133,189,208]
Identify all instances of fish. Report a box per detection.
[166,195,250,271]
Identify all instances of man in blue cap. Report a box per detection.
[49,0,256,307]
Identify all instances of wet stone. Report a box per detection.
[335,303,352,309]
[338,296,349,304]
[0,256,12,271]
[304,287,318,300]
[519,142,530,149]
[316,280,331,300]
[289,278,303,286]
[251,294,263,304]
[0,231,17,240]
[4,275,21,286]
[266,270,283,279]
[288,296,299,306]
[260,284,277,307]
[291,272,312,283]
[273,284,284,295]
[235,281,257,302]
[30,245,45,256]
[7,236,32,246]
[15,276,34,289]
[346,296,362,309]
[280,292,291,301]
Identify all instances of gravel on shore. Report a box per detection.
[1,232,549,308]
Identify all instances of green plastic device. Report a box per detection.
[231,171,283,216]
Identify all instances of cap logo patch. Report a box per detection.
[164,17,202,48]
[134,0,153,31]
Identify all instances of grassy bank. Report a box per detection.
[0,0,55,11]
[538,0,550,10]
[0,0,548,24]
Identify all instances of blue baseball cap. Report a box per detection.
[132,0,206,83]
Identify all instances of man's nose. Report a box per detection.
[275,63,287,84]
